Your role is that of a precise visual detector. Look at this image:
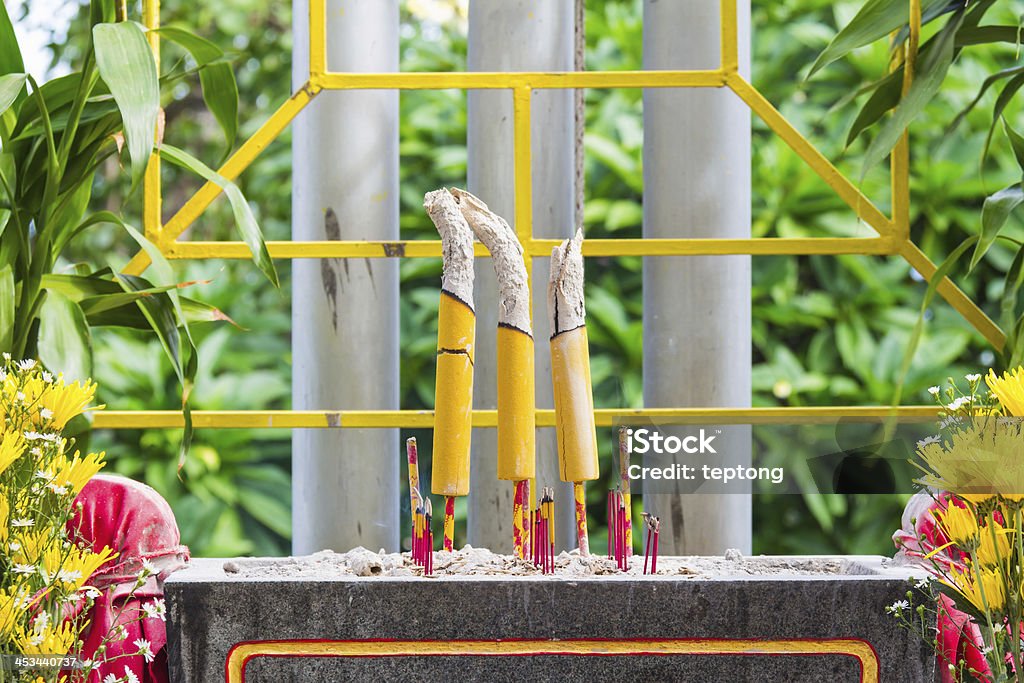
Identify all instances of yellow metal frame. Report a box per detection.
[101,0,1000,431]
[224,638,880,683]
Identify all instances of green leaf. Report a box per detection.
[0,265,14,352]
[37,290,93,383]
[0,1,25,78]
[1004,119,1024,172]
[861,9,965,180]
[999,247,1024,337]
[892,236,978,407]
[982,72,1024,161]
[92,22,159,189]
[0,73,26,117]
[947,65,1024,134]
[154,27,238,153]
[160,144,279,287]
[846,68,902,147]
[971,184,1024,272]
[809,0,945,77]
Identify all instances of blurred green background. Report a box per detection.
[20,0,1023,556]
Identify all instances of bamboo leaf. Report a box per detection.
[846,68,902,147]
[971,184,1024,272]
[947,65,1024,134]
[892,236,978,407]
[38,290,93,383]
[982,72,1024,161]
[92,22,159,189]
[0,0,25,79]
[861,10,965,180]
[809,0,947,77]
[0,74,26,117]
[1004,119,1024,171]
[155,27,238,153]
[160,143,279,287]
[999,247,1024,336]
[0,265,14,351]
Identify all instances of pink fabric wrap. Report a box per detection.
[68,474,189,682]
[893,491,991,682]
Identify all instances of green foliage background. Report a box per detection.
[26,0,1024,556]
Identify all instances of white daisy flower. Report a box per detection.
[946,396,970,411]
[914,577,930,589]
[34,469,53,480]
[916,435,941,448]
[9,541,21,551]
[966,373,981,382]
[15,391,25,402]
[57,568,82,584]
[11,518,34,527]
[11,564,34,575]
[885,599,910,614]
[47,483,69,496]
[41,371,53,383]
[17,359,36,371]
[928,386,941,396]
[143,598,167,621]
[134,638,155,663]
[140,559,157,576]
[103,675,117,683]
[39,407,53,420]
[32,611,50,633]
[124,666,141,683]
[82,587,101,600]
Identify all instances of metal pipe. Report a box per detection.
[466,0,576,552]
[642,0,752,554]
[291,0,399,553]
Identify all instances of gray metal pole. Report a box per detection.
[291,0,400,554]
[642,0,752,554]
[467,0,576,552]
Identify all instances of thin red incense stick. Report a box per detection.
[521,479,531,561]
[619,501,627,571]
[651,517,660,575]
[443,496,455,551]
[606,490,613,559]
[642,513,652,575]
[513,479,527,559]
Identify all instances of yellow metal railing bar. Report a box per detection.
[163,237,896,260]
[142,0,161,245]
[92,405,940,430]
[112,0,1002,432]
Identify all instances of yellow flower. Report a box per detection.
[947,564,1007,614]
[0,430,23,476]
[974,524,1012,567]
[0,494,8,543]
[987,367,1024,417]
[0,583,29,639]
[38,544,116,592]
[37,377,98,430]
[14,618,79,656]
[51,450,105,496]
[916,420,1024,499]
[933,504,980,547]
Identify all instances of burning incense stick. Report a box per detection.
[424,498,434,576]
[451,188,536,554]
[642,513,661,575]
[443,496,455,552]
[406,437,420,519]
[548,230,598,556]
[425,189,476,552]
[618,427,632,553]
[513,479,528,559]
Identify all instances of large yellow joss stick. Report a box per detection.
[549,230,598,556]
[425,189,477,553]
[451,188,536,559]
[618,427,632,552]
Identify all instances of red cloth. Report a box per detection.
[894,491,991,682]
[68,474,189,682]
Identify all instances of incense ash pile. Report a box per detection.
[222,546,846,580]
